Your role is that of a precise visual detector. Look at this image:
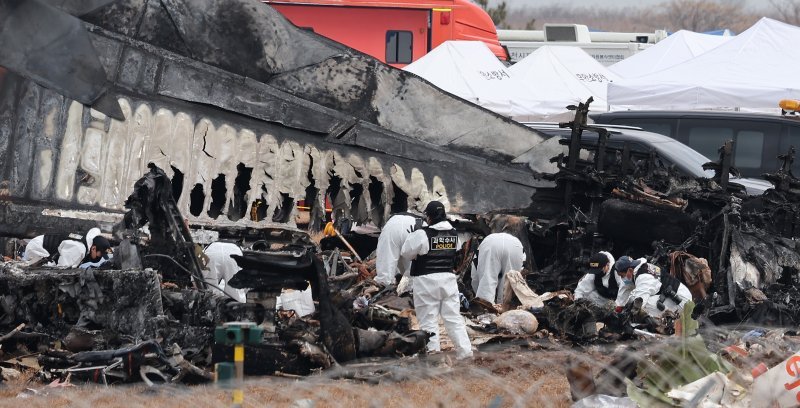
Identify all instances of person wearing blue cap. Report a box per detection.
[79,234,114,269]
[615,256,692,317]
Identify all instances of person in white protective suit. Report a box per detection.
[400,201,473,359]
[375,213,419,286]
[472,232,525,304]
[573,251,628,308]
[615,256,692,318]
[23,227,103,268]
[204,242,247,303]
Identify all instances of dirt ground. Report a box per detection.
[0,344,594,408]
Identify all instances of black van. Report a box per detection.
[591,111,800,178]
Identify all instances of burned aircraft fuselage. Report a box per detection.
[0,0,547,238]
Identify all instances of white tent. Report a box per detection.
[403,41,543,119]
[509,45,620,116]
[608,18,800,110]
[609,30,731,79]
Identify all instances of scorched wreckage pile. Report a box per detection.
[2,0,800,403]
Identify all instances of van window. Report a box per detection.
[634,123,673,137]
[386,31,413,64]
[599,118,675,137]
[735,131,764,169]
[687,126,733,161]
[686,125,767,171]
[780,125,800,173]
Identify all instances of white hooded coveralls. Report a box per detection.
[204,242,247,303]
[23,234,88,268]
[400,220,473,359]
[622,262,693,318]
[375,214,417,286]
[472,233,525,304]
[574,251,629,307]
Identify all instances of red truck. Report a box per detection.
[264,0,507,67]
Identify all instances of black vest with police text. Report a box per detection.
[591,269,619,300]
[410,227,458,276]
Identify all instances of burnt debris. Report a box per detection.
[3,0,800,396]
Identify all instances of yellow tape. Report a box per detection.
[432,8,452,11]
[234,345,244,362]
[232,389,244,404]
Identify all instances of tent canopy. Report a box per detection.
[403,41,543,119]
[608,18,800,110]
[609,30,730,79]
[509,45,620,116]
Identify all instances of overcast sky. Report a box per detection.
[492,0,765,10]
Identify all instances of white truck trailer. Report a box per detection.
[498,24,668,65]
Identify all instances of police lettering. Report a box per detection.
[430,236,457,250]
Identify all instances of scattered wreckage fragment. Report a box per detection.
[2,1,800,398]
[513,98,800,329]
[0,163,434,385]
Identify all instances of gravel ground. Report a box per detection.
[0,343,596,408]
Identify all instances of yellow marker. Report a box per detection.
[234,344,244,362]
[232,389,244,405]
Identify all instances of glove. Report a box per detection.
[323,222,336,237]
[460,293,470,310]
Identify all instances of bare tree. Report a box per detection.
[474,0,508,28]
[503,1,759,33]
[770,0,800,25]
[663,0,745,32]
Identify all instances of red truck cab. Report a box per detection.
[264,0,507,67]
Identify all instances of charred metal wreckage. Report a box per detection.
[514,98,800,334]
[0,0,543,384]
[2,0,800,390]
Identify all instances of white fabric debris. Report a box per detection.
[572,394,637,408]
[277,287,315,317]
[501,270,545,309]
[667,371,749,407]
[494,309,538,335]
